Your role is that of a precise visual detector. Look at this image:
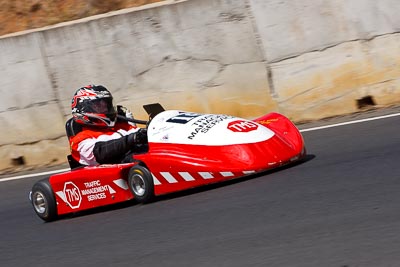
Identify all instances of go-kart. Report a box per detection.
[30,104,305,222]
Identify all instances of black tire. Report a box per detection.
[128,165,154,203]
[30,179,57,222]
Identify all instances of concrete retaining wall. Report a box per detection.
[0,0,399,171]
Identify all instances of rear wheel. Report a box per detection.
[31,179,57,222]
[128,165,154,203]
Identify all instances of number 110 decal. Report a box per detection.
[167,112,201,124]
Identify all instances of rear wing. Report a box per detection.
[143,103,165,119]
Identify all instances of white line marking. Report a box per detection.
[299,112,400,132]
[1,112,400,183]
[0,168,70,183]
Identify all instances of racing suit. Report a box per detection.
[69,121,146,166]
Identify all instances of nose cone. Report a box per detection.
[218,134,302,170]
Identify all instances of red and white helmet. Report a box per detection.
[71,85,117,127]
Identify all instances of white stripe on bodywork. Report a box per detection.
[220,172,234,177]
[179,172,195,181]
[199,172,214,179]
[56,191,67,203]
[108,185,116,194]
[152,174,161,185]
[160,172,178,183]
[113,179,129,190]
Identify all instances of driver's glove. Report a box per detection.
[128,128,147,145]
[117,105,136,126]
[136,128,148,144]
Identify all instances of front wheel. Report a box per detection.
[128,165,154,203]
[30,179,57,222]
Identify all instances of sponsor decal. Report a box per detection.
[227,120,258,132]
[187,114,232,140]
[59,180,116,209]
[167,112,201,124]
[81,180,115,202]
[151,125,173,133]
[63,181,82,209]
[257,118,279,125]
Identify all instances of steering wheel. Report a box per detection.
[117,115,148,127]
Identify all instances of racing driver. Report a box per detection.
[69,84,147,166]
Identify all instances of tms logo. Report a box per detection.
[227,120,258,132]
[63,181,82,209]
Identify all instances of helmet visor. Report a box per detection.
[86,98,114,113]
[86,98,116,121]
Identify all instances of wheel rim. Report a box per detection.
[131,173,146,197]
[33,191,47,214]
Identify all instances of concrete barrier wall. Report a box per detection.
[0,0,399,171]
[250,0,400,119]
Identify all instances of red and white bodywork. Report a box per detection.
[44,109,305,216]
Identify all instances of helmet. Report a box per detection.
[71,85,117,127]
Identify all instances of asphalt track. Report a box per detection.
[1,108,400,267]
